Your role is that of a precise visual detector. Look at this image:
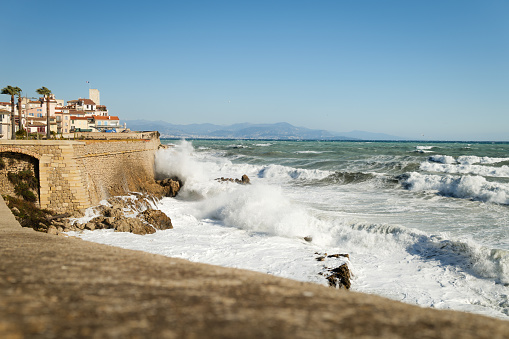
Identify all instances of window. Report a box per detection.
[37,113,42,118]
[37,109,42,112]
[65,116,69,120]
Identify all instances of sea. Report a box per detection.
[70,139,509,319]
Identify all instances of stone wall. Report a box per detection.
[0,135,162,214]
[76,138,162,206]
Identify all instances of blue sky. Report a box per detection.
[2,0,508,140]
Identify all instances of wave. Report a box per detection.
[295,150,331,154]
[348,222,509,284]
[398,172,509,204]
[421,162,509,178]
[256,164,332,182]
[415,146,435,153]
[429,155,509,165]
[317,171,378,185]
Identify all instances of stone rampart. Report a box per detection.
[0,135,161,214]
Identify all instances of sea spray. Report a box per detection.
[69,139,509,319]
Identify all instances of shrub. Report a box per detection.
[7,170,38,201]
[3,195,53,232]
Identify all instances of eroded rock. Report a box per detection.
[141,209,173,230]
[157,177,183,197]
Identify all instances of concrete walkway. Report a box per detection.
[0,197,508,338]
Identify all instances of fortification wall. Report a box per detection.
[0,135,162,214]
[77,138,162,206]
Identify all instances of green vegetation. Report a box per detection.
[15,129,27,139]
[35,86,52,140]
[1,85,22,140]
[7,169,38,202]
[0,158,5,170]
[3,195,53,232]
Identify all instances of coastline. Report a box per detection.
[1,196,509,338]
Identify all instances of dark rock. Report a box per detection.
[216,174,251,185]
[327,253,350,259]
[326,264,351,290]
[304,236,312,242]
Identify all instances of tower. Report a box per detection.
[89,89,100,105]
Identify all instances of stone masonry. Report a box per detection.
[0,134,160,214]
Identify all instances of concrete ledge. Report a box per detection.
[0,197,508,338]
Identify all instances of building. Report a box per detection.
[0,109,12,139]
[1,88,122,137]
[91,115,120,132]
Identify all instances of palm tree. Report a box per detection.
[17,91,23,133]
[1,85,22,140]
[36,87,52,139]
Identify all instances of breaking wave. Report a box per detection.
[399,172,509,204]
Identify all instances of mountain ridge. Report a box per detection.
[123,120,403,141]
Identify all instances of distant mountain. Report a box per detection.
[122,120,403,141]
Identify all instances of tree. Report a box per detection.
[36,87,52,139]
[1,85,22,140]
[17,90,23,132]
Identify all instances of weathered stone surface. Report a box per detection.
[1,197,509,339]
[46,225,58,235]
[141,209,173,230]
[112,217,155,235]
[157,177,183,197]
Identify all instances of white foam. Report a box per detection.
[401,172,509,204]
[421,163,509,178]
[68,140,509,320]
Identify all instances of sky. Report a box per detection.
[2,0,508,141]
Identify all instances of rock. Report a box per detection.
[103,217,116,226]
[216,174,251,185]
[112,217,156,235]
[105,206,124,219]
[304,236,313,242]
[241,174,250,184]
[47,226,58,235]
[141,209,173,230]
[326,264,351,290]
[328,253,350,259]
[11,207,20,215]
[85,222,96,231]
[158,177,183,197]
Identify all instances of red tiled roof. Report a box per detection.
[81,98,96,105]
[93,115,119,120]
[70,116,89,120]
